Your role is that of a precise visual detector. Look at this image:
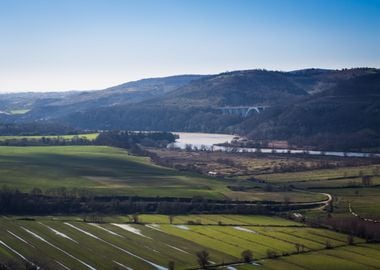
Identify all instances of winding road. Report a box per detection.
[349,202,380,223]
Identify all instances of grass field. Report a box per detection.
[0,133,99,141]
[0,145,228,199]
[0,145,325,202]
[0,215,377,270]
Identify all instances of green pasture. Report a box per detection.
[0,145,230,199]
[0,145,326,202]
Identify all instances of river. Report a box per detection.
[170,132,380,158]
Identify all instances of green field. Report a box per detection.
[256,244,380,270]
[0,145,228,199]
[0,215,378,270]
[0,145,326,202]
[256,164,380,218]
[0,133,99,141]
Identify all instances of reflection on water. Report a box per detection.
[170,132,380,158]
[171,132,236,149]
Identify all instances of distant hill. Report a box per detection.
[1,68,379,150]
[57,69,313,131]
[0,75,205,121]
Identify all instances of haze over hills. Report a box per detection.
[0,75,205,121]
[0,67,379,150]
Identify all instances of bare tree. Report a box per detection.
[241,249,253,263]
[325,240,333,249]
[169,215,175,224]
[283,196,291,207]
[295,243,301,253]
[347,234,355,245]
[168,261,175,270]
[129,214,139,224]
[196,250,210,269]
[362,175,373,187]
[266,249,278,258]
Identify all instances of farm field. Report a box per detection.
[0,145,324,202]
[320,187,380,218]
[255,244,380,270]
[255,164,380,218]
[150,148,376,177]
[0,215,378,270]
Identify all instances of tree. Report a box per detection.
[283,196,291,207]
[169,215,175,224]
[168,261,175,270]
[266,249,277,258]
[131,214,139,224]
[295,243,301,253]
[327,199,334,213]
[373,167,379,176]
[241,249,253,263]
[30,188,42,196]
[325,240,333,249]
[361,175,373,186]
[185,144,193,151]
[196,250,210,269]
[347,234,355,245]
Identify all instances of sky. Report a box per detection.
[0,0,379,92]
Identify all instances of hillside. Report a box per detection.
[58,69,314,131]
[1,68,379,150]
[239,72,380,150]
[57,68,380,137]
[158,69,309,107]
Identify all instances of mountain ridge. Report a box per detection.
[1,67,379,150]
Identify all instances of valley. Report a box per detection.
[1,58,380,270]
[1,1,379,269]
[0,134,379,269]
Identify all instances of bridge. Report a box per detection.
[217,106,268,117]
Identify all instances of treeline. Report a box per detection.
[0,135,93,146]
[0,130,177,148]
[0,122,81,136]
[94,130,177,148]
[307,215,380,242]
[0,187,321,215]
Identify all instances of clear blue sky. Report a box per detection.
[0,0,379,92]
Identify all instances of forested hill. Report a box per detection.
[155,70,308,107]
[238,72,380,150]
[1,68,379,150]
